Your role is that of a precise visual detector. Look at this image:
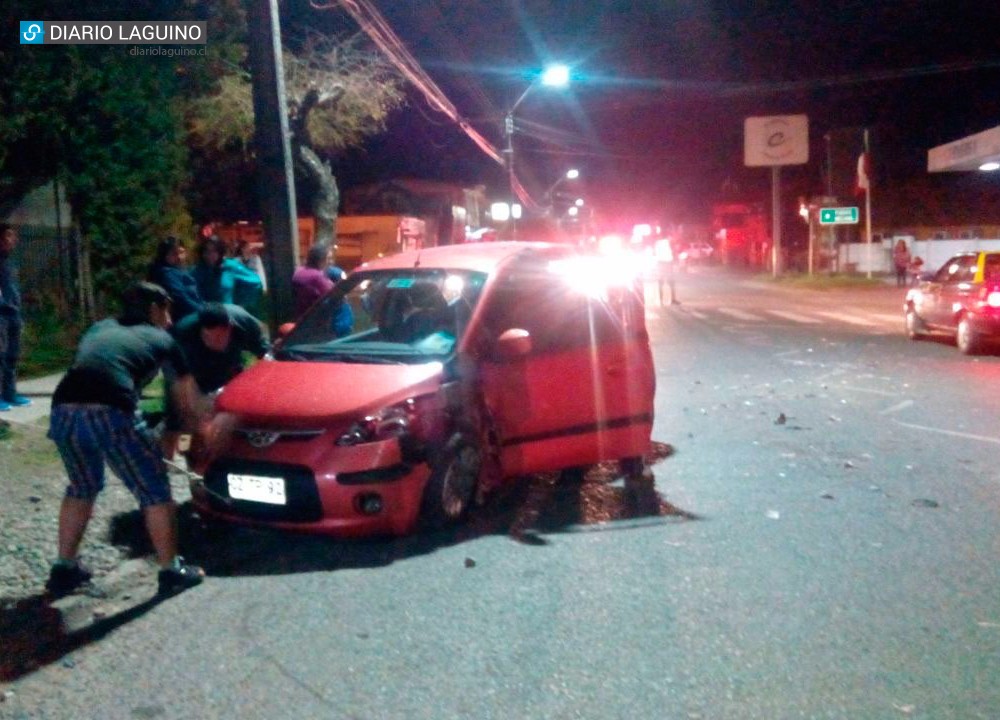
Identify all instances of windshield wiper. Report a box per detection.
[324,353,408,365]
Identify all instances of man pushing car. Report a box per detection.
[45,282,232,599]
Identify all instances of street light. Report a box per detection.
[544,168,580,210]
[503,64,571,234]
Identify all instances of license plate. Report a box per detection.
[227,473,287,505]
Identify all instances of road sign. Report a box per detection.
[818,207,859,225]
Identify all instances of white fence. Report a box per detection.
[838,237,1000,274]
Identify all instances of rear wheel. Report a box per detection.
[905,308,927,340]
[957,316,982,355]
[421,436,481,527]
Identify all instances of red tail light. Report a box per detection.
[978,285,1000,308]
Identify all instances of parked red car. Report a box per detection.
[191,242,656,537]
[905,251,1000,354]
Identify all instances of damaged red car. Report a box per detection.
[191,241,656,537]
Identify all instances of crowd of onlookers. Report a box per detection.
[0,223,350,601]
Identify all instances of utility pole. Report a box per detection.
[247,0,298,331]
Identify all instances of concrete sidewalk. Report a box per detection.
[0,372,64,427]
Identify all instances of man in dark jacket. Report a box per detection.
[0,223,31,410]
[160,302,269,459]
[147,236,203,324]
[45,282,215,598]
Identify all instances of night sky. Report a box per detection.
[293,0,1000,226]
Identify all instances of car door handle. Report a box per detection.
[605,364,625,376]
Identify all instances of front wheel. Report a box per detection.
[421,436,481,528]
[956,316,982,355]
[905,308,927,340]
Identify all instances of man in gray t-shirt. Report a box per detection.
[46,282,217,599]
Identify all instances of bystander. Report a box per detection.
[0,223,31,410]
[44,282,219,599]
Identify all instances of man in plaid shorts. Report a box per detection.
[46,282,210,598]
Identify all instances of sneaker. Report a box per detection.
[157,558,205,597]
[0,400,10,411]
[45,561,93,598]
[6,395,32,407]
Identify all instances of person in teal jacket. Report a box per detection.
[191,235,263,311]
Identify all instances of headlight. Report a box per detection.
[336,399,416,446]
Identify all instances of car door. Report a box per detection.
[473,256,655,477]
[927,254,978,328]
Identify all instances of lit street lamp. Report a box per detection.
[503,64,571,233]
[544,168,580,211]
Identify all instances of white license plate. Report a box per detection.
[227,473,287,505]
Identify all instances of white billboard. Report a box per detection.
[744,115,809,167]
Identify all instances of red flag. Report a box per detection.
[855,151,870,195]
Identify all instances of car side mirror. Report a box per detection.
[497,328,532,359]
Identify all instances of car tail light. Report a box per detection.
[977,286,1000,308]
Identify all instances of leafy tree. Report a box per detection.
[0,0,243,311]
[188,31,405,245]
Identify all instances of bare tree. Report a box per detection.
[187,32,405,245]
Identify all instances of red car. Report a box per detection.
[192,242,656,537]
[905,251,1000,354]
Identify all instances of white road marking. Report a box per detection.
[766,310,821,324]
[893,419,1000,445]
[686,309,707,320]
[717,307,761,321]
[814,311,877,327]
[838,385,896,397]
[880,399,914,415]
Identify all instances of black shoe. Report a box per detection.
[157,558,204,597]
[45,561,93,598]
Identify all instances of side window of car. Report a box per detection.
[984,254,1000,283]
[956,256,978,283]
[478,263,629,355]
[935,256,974,284]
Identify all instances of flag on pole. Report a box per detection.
[855,149,870,195]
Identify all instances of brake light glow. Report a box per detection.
[976,285,1000,309]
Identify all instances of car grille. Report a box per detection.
[203,459,323,523]
[235,428,324,449]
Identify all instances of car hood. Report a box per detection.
[216,359,444,426]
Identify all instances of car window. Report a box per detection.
[282,269,487,363]
[934,255,977,284]
[984,254,1000,283]
[477,258,642,354]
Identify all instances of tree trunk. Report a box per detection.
[297,144,338,248]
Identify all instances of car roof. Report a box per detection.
[355,241,577,274]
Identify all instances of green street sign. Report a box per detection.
[819,207,859,225]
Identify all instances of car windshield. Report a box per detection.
[277,268,488,363]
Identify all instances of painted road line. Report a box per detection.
[717,307,762,321]
[880,399,914,415]
[686,309,708,320]
[893,419,1000,445]
[814,311,877,327]
[766,310,821,324]
[838,385,896,397]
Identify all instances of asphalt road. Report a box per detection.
[5,266,1000,719]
